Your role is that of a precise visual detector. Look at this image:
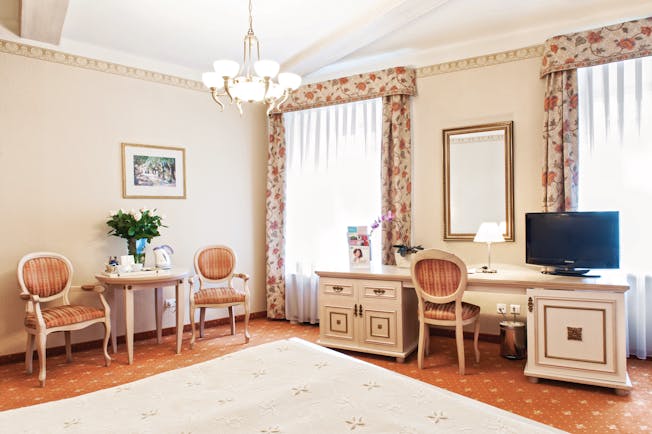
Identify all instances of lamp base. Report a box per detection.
[480,266,497,273]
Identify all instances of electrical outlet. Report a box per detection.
[510,304,521,314]
[496,303,507,314]
[164,298,176,310]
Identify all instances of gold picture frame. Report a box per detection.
[121,143,186,199]
[443,121,514,241]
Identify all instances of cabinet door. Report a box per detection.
[360,303,398,347]
[321,303,356,342]
[528,289,616,374]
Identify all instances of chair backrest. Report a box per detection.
[194,245,236,285]
[410,249,468,304]
[17,252,73,303]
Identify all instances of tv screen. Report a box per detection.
[526,212,619,274]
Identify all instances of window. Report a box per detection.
[283,98,382,323]
[578,56,652,358]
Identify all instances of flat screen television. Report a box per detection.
[525,211,619,276]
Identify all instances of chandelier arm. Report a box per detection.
[223,78,234,103]
[235,99,244,116]
[209,88,225,112]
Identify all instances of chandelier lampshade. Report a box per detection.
[202,0,301,115]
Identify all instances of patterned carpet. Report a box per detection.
[1,318,650,433]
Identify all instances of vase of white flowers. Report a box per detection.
[106,208,166,264]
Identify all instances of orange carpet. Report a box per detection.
[1,318,650,433]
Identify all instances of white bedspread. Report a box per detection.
[0,338,565,433]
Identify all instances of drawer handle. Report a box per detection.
[358,304,363,316]
[373,288,386,295]
[528,297,533,313]
[354,304,358,317]
[332,286,344,293]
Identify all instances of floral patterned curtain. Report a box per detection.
[266,113,287,319]
[381,94,412,264]
[540,16,652,212]
[541,70,578,212]
[265,67,417,319]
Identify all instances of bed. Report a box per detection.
[0,338,564,433]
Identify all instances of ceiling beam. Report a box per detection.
[20,0,69,45]
[283,0,449,77]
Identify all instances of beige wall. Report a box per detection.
[412,57,545,334]
[0,52,268,356]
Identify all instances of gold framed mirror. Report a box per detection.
[443,121,514,241]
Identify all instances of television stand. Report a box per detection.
[543,268,600,277]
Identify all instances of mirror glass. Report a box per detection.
[443,122,514,241]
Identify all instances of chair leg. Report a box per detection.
[417,321,427,369]
[64,331,73,363]
[228,306,236,335]
[102,320,112,367]
[36,331,47,387]
[473,317,481,364]
[243,301,251,343]
[25,333,35,374]
[455,322,466,375]
[425,329,431,356]
[199,307,206,338]
[190,306,197,349]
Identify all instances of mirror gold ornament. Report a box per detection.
[443,121,514,241]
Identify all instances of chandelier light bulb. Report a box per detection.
[213,60,240,79]
[278,72,302,90]
[254,60,280,79]
[202,72,223,89]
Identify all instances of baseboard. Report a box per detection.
[429,327,501,344]
[0,311,267,366]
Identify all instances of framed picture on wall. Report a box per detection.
[122,143,186,199]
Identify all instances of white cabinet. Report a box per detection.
[525,288,631,394]
[318,277,418,362]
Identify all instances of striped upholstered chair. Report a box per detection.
[189,245,251,348]
[17,252,111,387]
[410,249,480,375]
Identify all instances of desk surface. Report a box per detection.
[315,264,629,292]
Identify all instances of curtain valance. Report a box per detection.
[274,67,417,113]
[540,16,652,78]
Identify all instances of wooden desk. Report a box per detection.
[316,264,631,394]
[95,268,188,364]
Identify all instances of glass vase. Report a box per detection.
[127,238,147,264]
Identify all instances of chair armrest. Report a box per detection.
[20,293,40,302]
[233,273,250,282]
[81,284,105,293]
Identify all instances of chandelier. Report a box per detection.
[202,0,301,115]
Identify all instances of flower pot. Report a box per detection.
[394,252,412,268]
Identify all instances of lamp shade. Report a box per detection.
[202,72,223,89]
[473,222,505,243]
[278,72,302,90]
[213,59,240,78]
[254,59,280,78]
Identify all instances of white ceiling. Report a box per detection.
[0,0,650,83]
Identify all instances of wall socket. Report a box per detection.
[496,303,507,314]
[164,298,176,310]
[510,304,521,314]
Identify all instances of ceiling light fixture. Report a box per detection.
[201,0,301,115]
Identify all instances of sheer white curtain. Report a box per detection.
[283,98,382,323]
[578,56,652,358]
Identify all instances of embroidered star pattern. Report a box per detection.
[140,410,158,420]
[292,385,309,396]
[260,426,280,433]
[217,397,234,406]
[363,380,380,391]
[63,418,80,428]
[314,361,328,369]
[345,416,365,430]
[252,369,267,378]
[427,410,448,424]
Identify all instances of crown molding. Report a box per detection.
[417,44,544,78]
[0,38,205,92]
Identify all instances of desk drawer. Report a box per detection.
[320,279,354,297]
[361,280,401,300]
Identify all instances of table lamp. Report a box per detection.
[473,222,505,273]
